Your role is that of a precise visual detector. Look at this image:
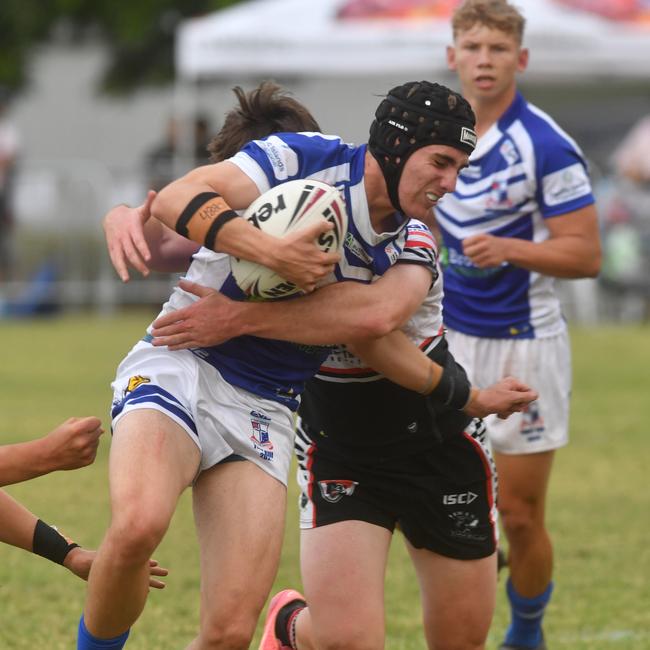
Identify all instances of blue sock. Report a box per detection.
[77,615,130,650]
[503,579,553,648]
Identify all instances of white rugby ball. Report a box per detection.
[231,179,348,300]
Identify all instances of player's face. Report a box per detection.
[398,144,469,220]
[447,25,528,103]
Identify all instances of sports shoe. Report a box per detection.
[499,631,547,650]
[259,589,306,650]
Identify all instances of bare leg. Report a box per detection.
[83,410,200,638]
[295,520,393,650]
[495,450,554,597]
[185,460,287,650]
[406,540,496,650]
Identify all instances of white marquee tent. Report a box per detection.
[176,0,650,81]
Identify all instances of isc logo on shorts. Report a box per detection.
[443,491,478,505]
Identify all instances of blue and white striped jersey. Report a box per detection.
[434,93,595,339]
[151,132,409,410]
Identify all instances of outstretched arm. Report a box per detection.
[103,190,199,282]
[0,490,168,586]
[350,331,537,419]
[0,417,103,487]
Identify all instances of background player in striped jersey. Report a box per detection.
[80,80,490,650]
[435,2,602,648]
[147,82,537,650]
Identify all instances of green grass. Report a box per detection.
[0,314,649,649]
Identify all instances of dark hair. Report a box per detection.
[208,81,321,162]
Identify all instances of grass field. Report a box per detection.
[1,311,649,649]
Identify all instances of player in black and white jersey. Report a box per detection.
[81,81,506,650]
[145,84,537,650]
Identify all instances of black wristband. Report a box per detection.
[32,519,79,565]
[430,362,472,410]
[175,192,220,238]
[203,209,239,250]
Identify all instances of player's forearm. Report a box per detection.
[150,160,280,267]
[349,331,443,392]
[241,281,415,344]
[0,489,38,550]
[147,223,199,273]
[504,235,601,278]
[0,439,52,486]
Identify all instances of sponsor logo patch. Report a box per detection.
[542,163,591,206]
[460,126,477,148]
[318,479,359,503]
[344,232,373,264]
[257,136,299,180]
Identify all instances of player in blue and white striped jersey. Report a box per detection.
[79,81,478,650]
[436,3,602,649]
[148,85,536,650]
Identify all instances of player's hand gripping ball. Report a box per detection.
[230,179,348,299]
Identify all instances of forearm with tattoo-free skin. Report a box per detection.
[463,205,601,278]
[151,161,340,289]
[0,489,38,550]
[152,263,432,347]
[0,417,102,487]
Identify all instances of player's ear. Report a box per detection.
[446,45,457,71]
[517,47,529,73]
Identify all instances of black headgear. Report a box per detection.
[368,81,477,213]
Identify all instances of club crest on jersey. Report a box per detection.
[485,179,513,210]
[318,479,359,503]
[126,375,150,393]
[250,410,274,461]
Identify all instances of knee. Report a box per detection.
[105,511,169,564]
[498,499,542,541]
[198,617,255,650]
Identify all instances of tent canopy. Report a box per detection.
[176,0,650,81]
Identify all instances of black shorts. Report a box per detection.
[295,418,498,560]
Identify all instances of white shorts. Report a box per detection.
[446,329,572,455]
[111,340,296,485]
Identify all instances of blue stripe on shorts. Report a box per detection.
[112,384,198,438]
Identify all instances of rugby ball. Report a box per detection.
[231,179,348,300]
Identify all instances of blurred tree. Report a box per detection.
[0,0,241,94]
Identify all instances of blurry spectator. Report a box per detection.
[143,115,212,192]
[599,115,650,316]
[611,114,650,184]
[0,86,19,282]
